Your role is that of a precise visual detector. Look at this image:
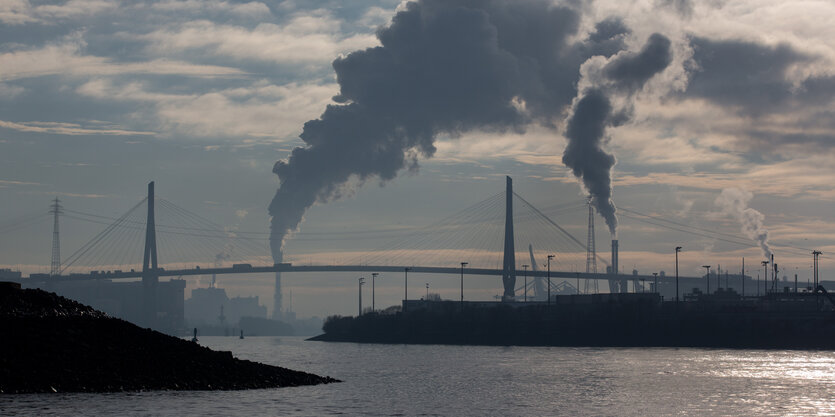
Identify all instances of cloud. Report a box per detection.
[149,0,271,19]
[0,35,246,82]
[0,178,40,186]
[0,0,117,25]
[0,0,37,25]
[76,78,338,139]
[33,0,117,20]
[684,37,831,115]
[0,119,154,136]
[141,16,379,66]
[20,190,108,198]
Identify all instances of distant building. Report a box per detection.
[23,279,186,334]
[229,295,267,323]
[185,286,267,327]
[0,269,22,280]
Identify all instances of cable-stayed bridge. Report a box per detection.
[3,176,824,328]
[15,178,667,285]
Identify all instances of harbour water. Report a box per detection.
[3,336,835,416]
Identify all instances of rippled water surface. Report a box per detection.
[3,337,835,416]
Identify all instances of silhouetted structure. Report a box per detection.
[142,181,159,328]
[501,176,516,301]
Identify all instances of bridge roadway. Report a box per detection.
[31,264,698,283]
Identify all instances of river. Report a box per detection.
[3,336,835,415]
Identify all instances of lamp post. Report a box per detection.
[371,272,379,312]
[702,265,711,294]
[547,255,555,305]
[404,267,411,312]
[522,264,529,302]
[460,262,468,311]
[358,277,365,317]
[652,272,658,294]
[426,283,429,300]
[813,250,822,289]
[675,247,682,302]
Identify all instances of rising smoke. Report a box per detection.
[715,187,773,260]
[562,33,672,235]
[268,0,669,260]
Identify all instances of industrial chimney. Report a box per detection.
[611,239,619,276]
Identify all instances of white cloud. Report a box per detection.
[0,0,119,25]
[77,78,338,140]
[0,35,246,81]
[142,16,379,65]
[150,0,271,18]
[0,119,154,136]
[34,0,117,19]
[0,0,37,25]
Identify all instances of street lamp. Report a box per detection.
[702,265,711,294]
[813,250,822,289]
[358,277,365,317]
[742,257,745,296]
[675,247,682,302]
[371,272,379,312]
[426,283,429,300]
[460,262,468,311]
[652,272,658,294]
[547,255,555,305]
[404,267,411,312]
[522,264,529,302]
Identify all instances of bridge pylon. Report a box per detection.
[142,181,159,328]
[501,176,516,301]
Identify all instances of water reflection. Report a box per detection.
[3,338,834,416]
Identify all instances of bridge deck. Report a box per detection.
[29,264,698,283]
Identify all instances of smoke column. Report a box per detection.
[268,0,667,260]
[562,33,672,235]
[715,187,773,260]
[268,0,632,259]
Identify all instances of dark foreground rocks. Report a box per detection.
[0,283,339,393]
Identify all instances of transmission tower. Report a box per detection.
[584,196,598,294]
[49,198,62,276]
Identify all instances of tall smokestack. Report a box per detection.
[611,239,619,276]
[272,271,282,321]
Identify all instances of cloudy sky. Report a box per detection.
[1,0,834,317]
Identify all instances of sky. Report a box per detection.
[1,0,834,318]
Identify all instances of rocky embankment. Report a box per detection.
[0,282,338,393]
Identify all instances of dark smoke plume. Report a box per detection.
[562,33,671,235]
[269,0,649,259]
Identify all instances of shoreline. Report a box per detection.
[0,284,339,394]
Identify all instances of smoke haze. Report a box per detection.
[562,33,672,235]
[268,0,649,259]
[715,187,773,261]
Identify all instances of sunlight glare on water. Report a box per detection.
[3,337,835,416]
